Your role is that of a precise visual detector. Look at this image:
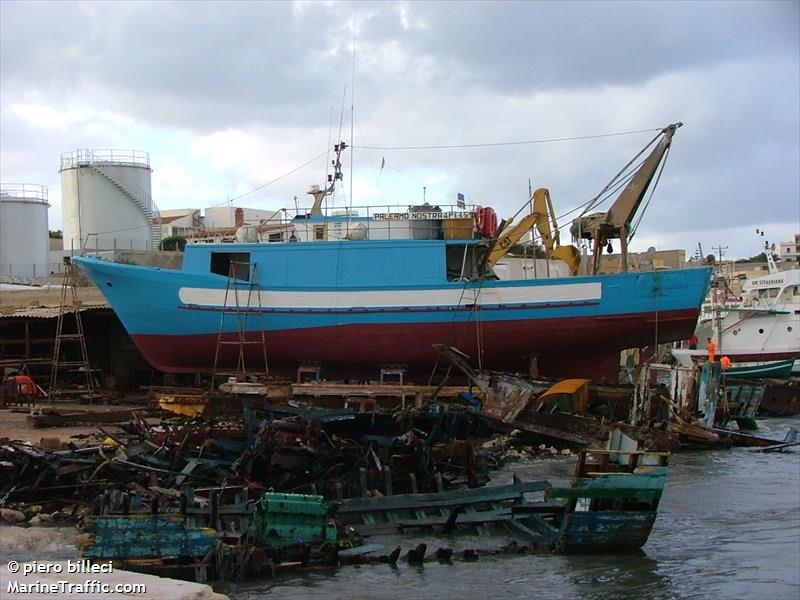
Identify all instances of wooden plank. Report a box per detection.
[351,507,517,535]
[291,382,468,399]
[338,480,550,515]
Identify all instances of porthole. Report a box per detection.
[758,328,764,334]
[732,330,738,336]
[106,282,113,288]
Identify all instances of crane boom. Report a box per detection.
[573,122,682,274]
[487,188,580,275]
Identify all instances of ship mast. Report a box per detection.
[308,141,346,216]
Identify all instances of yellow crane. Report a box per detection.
[487,188,581,275]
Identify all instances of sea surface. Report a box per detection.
[220,416,800,600]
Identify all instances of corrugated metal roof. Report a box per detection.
[0,303,110,319]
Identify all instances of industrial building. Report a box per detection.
[0,183,50,278]
[59,149,160,253]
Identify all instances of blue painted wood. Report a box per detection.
[83,516,217,560]
[558,511,658,553]
[73,250,711,337]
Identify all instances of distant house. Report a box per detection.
[777,233,800,264]
[153,209,202,239]
[202,206,280,229]
[597,249,687,274]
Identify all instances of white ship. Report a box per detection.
[672,253,799,372]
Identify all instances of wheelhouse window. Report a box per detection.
[210,252,250,281]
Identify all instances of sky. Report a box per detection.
[1,0,798,261]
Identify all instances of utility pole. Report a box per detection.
[712,244,728,263]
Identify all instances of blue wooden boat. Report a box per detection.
[337,447,670,554]
[71,124,710,382]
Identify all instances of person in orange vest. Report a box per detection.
[706,337,717,362]
[720,355,732,370]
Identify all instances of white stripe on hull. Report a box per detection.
[178,282,602,309]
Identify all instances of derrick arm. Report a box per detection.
[606,123,681,232]
[574,122,682,274]
[486,188,580,275]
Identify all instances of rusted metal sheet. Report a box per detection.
[154,391,208,417]
[759,379,800,416]
[480,374,540,423]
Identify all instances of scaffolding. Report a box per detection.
[49,257,97,400]
[210,261,269,391]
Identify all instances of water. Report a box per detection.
[221,417,800,600]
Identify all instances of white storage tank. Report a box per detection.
[59,149,160,252]
[0,183,50,278]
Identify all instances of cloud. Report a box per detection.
[1,0,797,259]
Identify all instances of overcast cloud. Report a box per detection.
[1,0,798,260]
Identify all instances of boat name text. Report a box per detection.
[372,211,474,221]
[750,279,784,288]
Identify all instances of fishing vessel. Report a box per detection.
[672,254,800,373]
[74,124,712,382]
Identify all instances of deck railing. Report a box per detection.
[0,183,49,203]
[189,203,481,244]
[60,149,151,170]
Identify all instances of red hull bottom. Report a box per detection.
[131,309,699,382]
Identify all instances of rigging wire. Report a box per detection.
[578,129,663,218]
[353,127,662,151]
[207,150,329,208]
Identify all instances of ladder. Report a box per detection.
[210,261,269,391]
[49,257,96,400]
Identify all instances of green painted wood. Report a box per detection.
[338,480,550,514]
[547,487,663,501]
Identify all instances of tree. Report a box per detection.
[159,235,187,251]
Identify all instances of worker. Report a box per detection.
[688,334,698,350]
[706,337,717,363]
[721,355,732,370]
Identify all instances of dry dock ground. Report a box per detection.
[0,403,139,445]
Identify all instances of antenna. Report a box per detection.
[349,35,356,213]
[324,106,333,213]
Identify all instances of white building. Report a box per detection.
[203,206,281,229]
[157,209,202,238]
[777,233,800,264]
